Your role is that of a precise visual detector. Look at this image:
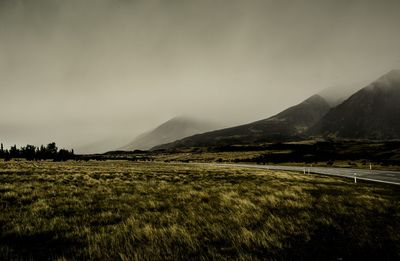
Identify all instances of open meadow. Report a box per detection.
[1,160,400,260]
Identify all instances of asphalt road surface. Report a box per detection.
[207,163,400,186]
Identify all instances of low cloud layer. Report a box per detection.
[1,0,400,151]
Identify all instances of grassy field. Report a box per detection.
[151,151,400,171]
[1,160,400,260]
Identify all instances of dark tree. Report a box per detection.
[9,145,20,158]
[46,142,58,158]
[54,149,74,162]
[21,145,36,161]
[0,142,74,161]
[36,145,47,160]
[4,150,11,161]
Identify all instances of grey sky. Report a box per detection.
[1,0,400,152]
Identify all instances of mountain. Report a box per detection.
[310,70,400,140]
[120,117,221,151]
[318,83,363,107]
[154,95,330,150]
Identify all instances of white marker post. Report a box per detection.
[354,173,357,184]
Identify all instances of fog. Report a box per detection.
[1,0,400,152]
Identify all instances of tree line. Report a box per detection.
[0,142,75,161]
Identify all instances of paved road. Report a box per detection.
[205,163,400,186]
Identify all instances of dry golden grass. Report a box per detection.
[0,160,399,260]
[153,150,400,171]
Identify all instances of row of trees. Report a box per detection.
[0,142,75,161]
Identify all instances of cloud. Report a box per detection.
[0,0,400,151]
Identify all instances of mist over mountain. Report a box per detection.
[310,70,400,139]
[120,117,221,151]
[154,95,330,150]
[318,84,363,107]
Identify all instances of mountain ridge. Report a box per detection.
[309,70,400,140]
[153,94,331,150]
[120,116,221,151]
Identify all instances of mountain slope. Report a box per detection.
[310,70,400,139]
[318,83,363,107]
[120,117,220,151]
[154,95,330,149]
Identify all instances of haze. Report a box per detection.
[1,0,400,152]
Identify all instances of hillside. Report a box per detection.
[120,117,220,151]
[318,83,363,107]
[154,95,330,150]
[310,70,400,139]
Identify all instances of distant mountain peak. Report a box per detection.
[168,115,194,122]
[372,69,400,89]
[154,94,330,150]
[318,84,364,107]
[386,69,400,77]
[120,116,221,151]
[304,94,326,104]
[310,70,400,140]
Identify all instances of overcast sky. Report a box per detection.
[1,0,400,152]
